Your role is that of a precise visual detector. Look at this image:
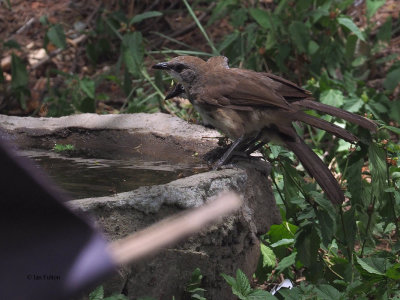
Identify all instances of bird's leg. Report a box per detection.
[236,132,264,154]
[245,141,266,155]
[213,135,246,170]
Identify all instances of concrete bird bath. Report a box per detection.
[0,113,281,299]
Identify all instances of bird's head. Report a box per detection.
[152,56,207,87]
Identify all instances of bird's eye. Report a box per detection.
[173,64,186,73]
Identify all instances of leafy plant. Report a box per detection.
[221,269,277,300]
[53,144,75,152]
[89,285,128,300]
[186,268,207,300]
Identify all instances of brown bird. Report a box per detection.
[152,56,377,205]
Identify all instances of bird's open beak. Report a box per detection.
[152,62,170,70]
[165,83,185,100]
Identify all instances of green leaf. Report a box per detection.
[308,40,319,55]
[89,286,104,300]
[377,17,392,42]
[79,77,95,99]
[368,143,387,200]
[221,273,236,288]
[366,0,386,19]
[346,157,364,205]
[218,31,240,52]
[383,68,400,91]
[351,55,367,67]
[320,89,344,107]
[129,11,162,25]
[249,8,271,29]
[122,32,144,77]
[384,125,400,135]
[315,284,342,299]
[47,24,67,49]
[278,286,304,299]
[39,15,49,25]
[248,289,278,300]
[289,21,309,53]
[386,263,400,280]
[268,222,298,243]
[276,252,296,273]
[295,226,320,267]
[231,8,248,28]
[270,238,294,248]
[356,256,386,276]
[235,269,251,298]
[3,39,21,49]
[316,209,336,247]
[79,97,95,113]
[343,97,363,113]
[337,17,365,42]
[260,244,276,269]
[104,295,129,300]
[341,207,357,252]
[11,53,28,89]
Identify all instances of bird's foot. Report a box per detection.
[212,151,249,170]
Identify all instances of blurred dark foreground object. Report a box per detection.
[0,137,115,300]
[0,137,241,299]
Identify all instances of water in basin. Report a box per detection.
[17,149,207,199]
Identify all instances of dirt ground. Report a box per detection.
[0,0,399,116]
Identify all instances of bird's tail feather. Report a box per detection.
[283,134,344,205]
[295,111,358,143]
[293,99,377,131]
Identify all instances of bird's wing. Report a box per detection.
[195,69,292,110]
[261,72,312,100]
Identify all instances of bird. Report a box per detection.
[152,56,377,205]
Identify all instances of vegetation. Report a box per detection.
[2,0,399,299]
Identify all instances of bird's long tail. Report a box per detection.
[293,99,377,132]
[295,112,358,143]
[282,133,344,205]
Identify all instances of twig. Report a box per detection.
[16,17,35,35]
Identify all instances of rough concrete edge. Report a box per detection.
[0,113,221,140]
[68,168,246,214]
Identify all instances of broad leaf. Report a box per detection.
[320,89,344,107]
[11,53,28,89]
[89,286,104,300]
[248,289,278,300]
[377,17,392,42]
[235,269,251,298]
[260,244,276,269]
[276,252,296,273]
[122,32,144,77]
[383,68,400,91]
[79,77,95,99]
[368,143,387,201]
[289,21,309,53]
[47,24,67,49]
[249,8,271,29]
[129,11,162,25]
[366,0,386,19]
[315,284,342,299]
[337,17,365,42]
[295,226,320,267]
[356,256,386,276]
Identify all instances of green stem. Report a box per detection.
[339,207,353,267]
[182,0,219,55]
[360,193,376,257]
[385,148,400,239]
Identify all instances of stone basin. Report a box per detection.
[0,113,281,299]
